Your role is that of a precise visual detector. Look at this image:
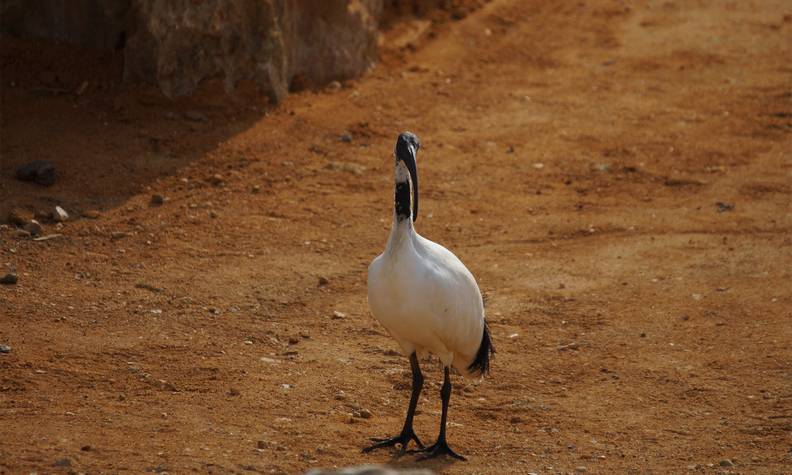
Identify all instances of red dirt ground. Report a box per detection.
[1,0,791,473]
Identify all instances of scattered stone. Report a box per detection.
[288,336,300,345]
[318,276,330,286]
[532,162,544,169]
[150,194,165,206]
[0,344,11,353]
[16,160,56,186]
[557,342,579,352]
[53,458,71,467]
[209,174,224,186]
[111,231,130,240]
[260,357,280,364]
[33,234,63,242]
[13,229,31,239]
[23,220,43,236]
[252,184,261,193]
[575,466,587,473]
[326,80,342,92]
[640,332,647,338]
[136,282,163,293]
[332,311,346,320]
[7,208,33,226]
[335,391,347,401]
[716,202,735,213]
[339,133,353,143]
[53,206,69,222]
[184,110,209,122]
[82,210,101,219]
[719,459,734,467]
[356,408,372,419]
[257,440,268,449]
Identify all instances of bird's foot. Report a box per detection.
[362,427,424,455]
[409,438,467,461]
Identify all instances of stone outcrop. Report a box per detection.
[0,0,383,102]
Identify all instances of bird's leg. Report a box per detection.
[363,352,425,454]
[410,366,467,461]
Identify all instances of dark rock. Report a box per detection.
[82,210,102,219]
[339,133,353,143]
[23,220,44,236]
[1,274,19,285]
[53,458,71,467]
[7,208,33,226]
[150,194,165,206]
[0,344,10,353]
[318,276,330,286]
[16,160,56,186]
[716,202,735,213]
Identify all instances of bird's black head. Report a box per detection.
[395,132,420,158]
[393,132,420,223]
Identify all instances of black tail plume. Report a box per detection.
[468,321,495,377]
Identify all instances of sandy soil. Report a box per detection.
[1,0,791,473]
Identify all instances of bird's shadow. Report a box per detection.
[378,450,457,472]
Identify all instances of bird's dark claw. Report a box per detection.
[362,429,424,455]
[408,438,467,461]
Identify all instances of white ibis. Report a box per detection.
[363,132,494,461]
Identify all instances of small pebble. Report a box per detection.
[719,459,734,467]
[23,220,43,236]
[318,276,330,286]
[334,391,347,401]
[0,274,18,285]
[575,467,587,473]
[150,194,165,206]
[252,184,261,193]
[184,110,209,122]
[53,206,69,222]
[355,409,372,419]
[0,344,11,353]
[82,210,101,219]
[716,202,735,213]
[209,174,224,186]
[339,133,353,143]
[332,311,346,319]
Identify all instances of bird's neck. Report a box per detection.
[387,177,415,253]
[394,179,412,222]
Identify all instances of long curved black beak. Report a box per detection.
[404,146,418,222]
[395,135,419,222]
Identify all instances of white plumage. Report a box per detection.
[367,221,485,374]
